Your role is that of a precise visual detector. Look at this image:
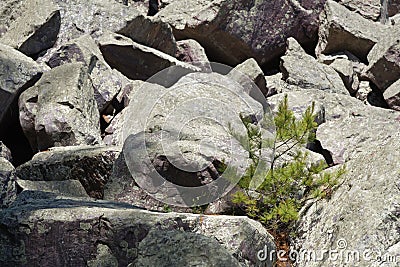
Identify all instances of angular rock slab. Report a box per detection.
[294,136,400,266]
[15,145,120,199]
[316,0,387,62]
[0,142,12,162]
[117,15,177,56]
[176,39,211,72]
[18,63,102,151]
[281,38,349,95]
[46,35,131,112]
[119,70,273,207]
[0,0,60,58]
[0,44,48,125]
[49,0,141,48]
[0,157,16,209]
[228,58,268,96]
[158,0,326,66]
[0,199,276,266]
[16,179,89,199]
[383,78,400,110]
[334,0,381,21]
[367,37,400,91]
[268,90,400,164]
[99,32,199,81]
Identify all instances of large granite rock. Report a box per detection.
[158,0,326,66]
[117,15,177,56]
[366,31,400,91]
[48,0,141,49]
[45,35,131,113]
[176,39,211,72]
[268,89,400,165]
[228,58,268,96]
[18,63,102,152]
[280,38,349,95]
[99,32,199,81]
[15,145,120,199]
[316,0,387,62]
[0,142,12,162]
[0,198,276,266]
[334,0,381,21]
[0,44,48,126]
[16,179,90,199]
[0,157,16,209]
[294,136,400,266]
[108,71,272,207]
[0,0,60,58]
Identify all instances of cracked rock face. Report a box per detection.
[18,63,102,152]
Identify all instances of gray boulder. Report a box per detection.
[334,0,381,21]
[18,63,102,151]
[294,136,400,267]
[367,34,400,91]
[117,15,177,56]
[383,78,400,110]
[0,157,16,209]
[0,0,60,58]
[280,38,349,95]
[0,141,12,162]
[48,0,141,48]
[15,145,120,199]
[0,44,48,126]
[319,52,363,94]
[0,199,276,266]
[158,0,326,66]
[45,35,131,112]
[16,179,89,199]
[176,39,211,72]
[99,32,199,81]
[107,71,271,207]
[228,58,268,96]
[316,0,387,62]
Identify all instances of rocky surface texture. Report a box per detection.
[0,0,399,266]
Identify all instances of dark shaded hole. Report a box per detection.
[306,139,334,167]
[0,75,41,166]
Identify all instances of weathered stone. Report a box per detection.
[15,145,120,199]
[0,142,12,162]
[0,0,60,58]
[16,179,89,198]
[294,136,400,266]
[325,55,360,94]
[45,35,131,112]
[0,44,48,126]
[0,199,276,266]
[99,32,199,81]
[117,15,177,56]
[158,0,326,66]
[49,0,141,48]
[18,63,102,151]
[176,39,211,72]
[367,37,400,90]
[0,157,16,209]
[108,71,272,207]
[383,78,400,110]
[334,0,381,21]
[281,38,349,95]
[265,73,284,97]
[316,0,387,62]
[228,58,268,96]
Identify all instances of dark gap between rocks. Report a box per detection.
[306,139,334,167]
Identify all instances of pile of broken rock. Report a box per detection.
[0,0,399,266]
